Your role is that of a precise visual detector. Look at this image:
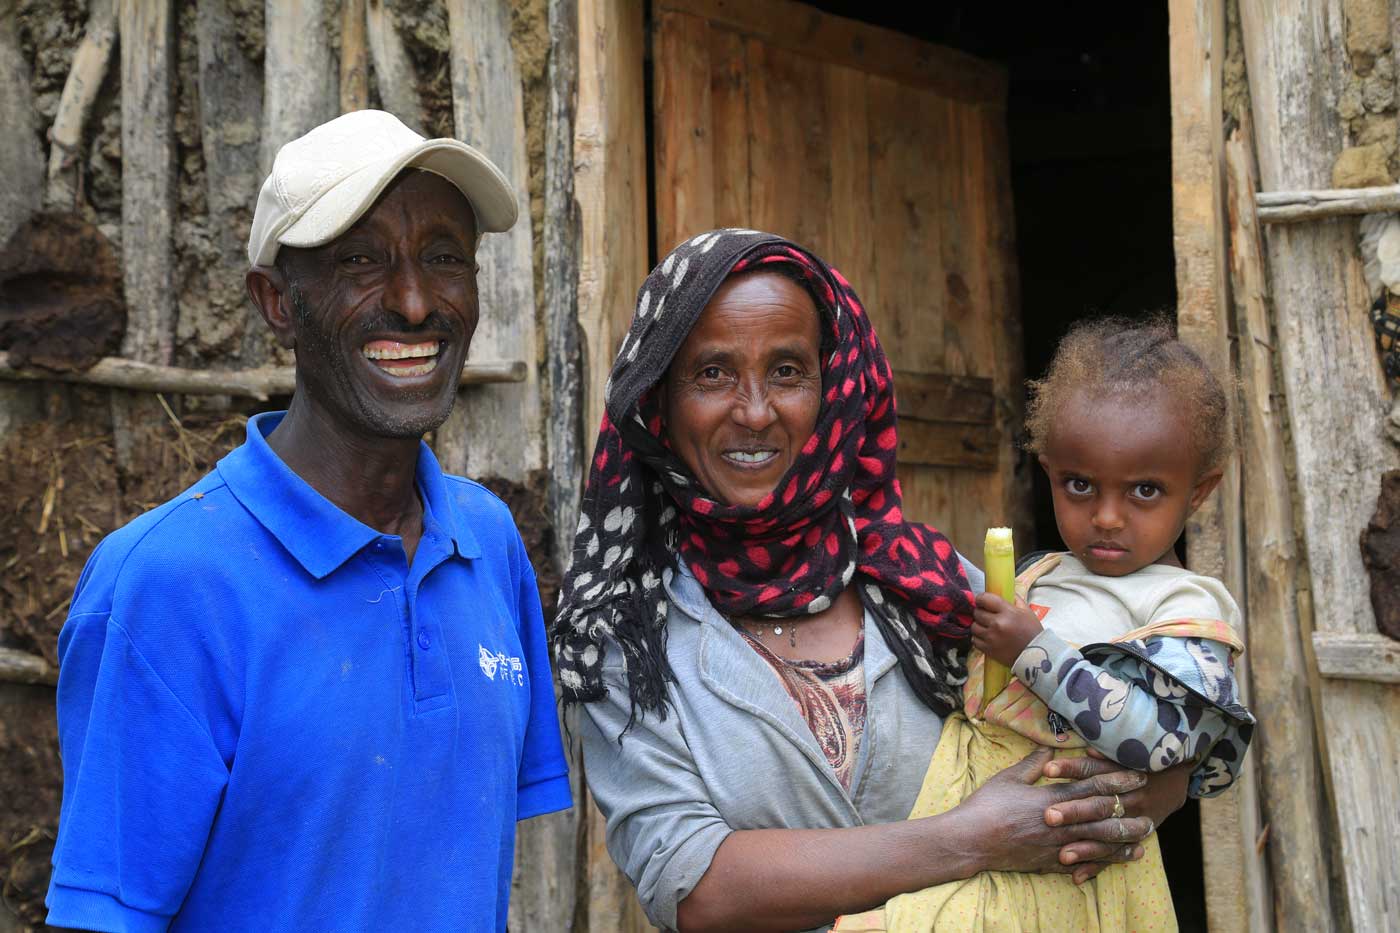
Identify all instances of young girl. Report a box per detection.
[837,317,1256,933]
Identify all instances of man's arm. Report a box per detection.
[47,613,228,933]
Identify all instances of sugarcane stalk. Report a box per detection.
[982,526,1015,704]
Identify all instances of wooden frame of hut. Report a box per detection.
[1,1,1395,930]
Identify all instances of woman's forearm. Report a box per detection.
[677,808,985,932]
[677,750,1158,932]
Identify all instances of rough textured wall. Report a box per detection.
[11,0,551,369]
[1334,0,1399,186]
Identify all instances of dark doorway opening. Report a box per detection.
[800,2,1201,928]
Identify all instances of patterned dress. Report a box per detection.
[835,554,1255,933]
[740,631,868,792]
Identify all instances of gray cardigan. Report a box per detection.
[577,559,985,931]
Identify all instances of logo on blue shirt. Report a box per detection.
[479,644,524,685]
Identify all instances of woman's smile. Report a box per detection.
[722,447,779,467]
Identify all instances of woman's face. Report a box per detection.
[663,271,823,508]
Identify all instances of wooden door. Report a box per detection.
[652,0,1028,553]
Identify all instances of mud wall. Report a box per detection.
[1334,0,1399,186]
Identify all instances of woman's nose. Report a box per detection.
[731,381,778,432]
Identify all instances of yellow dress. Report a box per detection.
[833,654,1177,932]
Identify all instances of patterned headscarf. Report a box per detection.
[553,230,976,724]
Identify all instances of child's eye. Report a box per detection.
[1133,483,1161,500]
[1065,478,1093,496]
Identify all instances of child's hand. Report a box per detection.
[972,592,1044,667]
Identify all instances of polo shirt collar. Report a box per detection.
[218,411,480,579]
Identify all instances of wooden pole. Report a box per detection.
[1256,184,1400,223]
[532,4,585,926]
[1224,122,1335,932]
[0,353,526,399]
[118,0,177,367]
[44,0,116,209]
[1239,2,1400,929]
[339,0,369,113]
[194,0,266,364]
[1167,2,1272,930]
[365,0,422,129]
[0,0,41,240]
[260,0,337,173]
[574,1,651,928]
[1312,632,1400,684]
[545,0,583,547]
[440,0,541,481]
[0,647,56,687]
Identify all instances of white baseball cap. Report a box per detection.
[247,109,517,267]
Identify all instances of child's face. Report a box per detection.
[1038,390,1222,576]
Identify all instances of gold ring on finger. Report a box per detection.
[1111,793,1126,819]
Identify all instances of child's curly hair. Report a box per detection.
[1024,316,1235,472]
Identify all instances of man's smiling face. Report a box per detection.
[274,170,480,440]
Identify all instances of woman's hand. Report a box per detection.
[955,748,1155,876]
[1042,752,1192,883]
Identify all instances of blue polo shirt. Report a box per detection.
[46,412,572,932]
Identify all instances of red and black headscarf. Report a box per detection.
[553,230,975,723]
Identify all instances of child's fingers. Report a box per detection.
[974,591,1009,612]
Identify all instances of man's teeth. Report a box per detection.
[725,450,777,464]
[383,358,438,377]
[363,341,440,360]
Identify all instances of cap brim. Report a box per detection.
[275,139,518,257]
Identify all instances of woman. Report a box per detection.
[553,230,1188,932]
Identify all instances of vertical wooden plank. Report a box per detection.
[0,0,41,242]
[1168,2,1272,931]
[261,0,337,173]
[575,0,651,927]
[708,27,749,229]
[1240,2,1400,928]
[119,0,178,366]
[365,0,423,130]
[576,0,648,451]
[43,0,116,209]
[340,0,369,113]
[546,0,583,566]
[824,64,875,311]
[442,0,542,481]
[866,77,944,374]
[1224,123,1335,933]
[978,103,1032,546]
[867,77,952,532]
[195,0,266,363]
[0,0,48,446]
[744,41,832,254]
[652,10,715,254]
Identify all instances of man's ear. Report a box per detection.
[246,264,297,350]
[1187,467,1224,514]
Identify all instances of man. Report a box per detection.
[45,110,571,932]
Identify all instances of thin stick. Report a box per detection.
[1256,184,1400,224]
[0,647,56,686]
[46,0,117,207]
[0,352,527,399]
